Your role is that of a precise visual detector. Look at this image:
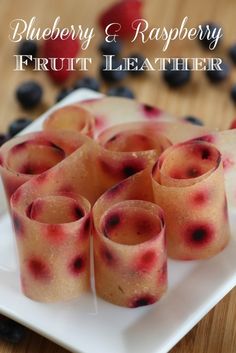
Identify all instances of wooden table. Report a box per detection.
[0,0,236,352]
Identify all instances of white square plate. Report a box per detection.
[0,89,236,353]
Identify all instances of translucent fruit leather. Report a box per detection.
[0,97,233,307]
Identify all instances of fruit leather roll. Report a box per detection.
[152,140,230,260]
[189,131,236,210]
[97,120,210,146]
[0,131,85,202]
[80,96,181,135]
[43,104,95,137]
[93,169,167,308]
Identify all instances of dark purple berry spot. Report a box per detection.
[185,223,214,247]
[28,258,51,281]
[70,255,85,275]
[12,214,23,237]
[186,167,200,178]
[201,147,211,160]
[74,206,84,220]
[130,295,156,308]
[104,213,120,236]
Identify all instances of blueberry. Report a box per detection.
[99,40,122,56]
[230,85,236,103]
[16,81,43,109]
[8,118,32,137]
[163,61,191,88]
[128,54,145,75]
[56,88,73,102]
[229,44,236,64]
[18,40,38,61]
[107,86,135,99]
[184,116,204,126]
[73,77,100,92]
[206,61,230,83]
[0,317,26,344]
[100,58,127,83]
[0,134,8,146]
[198,22,222,50]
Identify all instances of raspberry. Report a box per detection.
[99,0,143,39]
[230,118,236,129]
[42,34,80,83]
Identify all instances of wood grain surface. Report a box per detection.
[0,0,236,352]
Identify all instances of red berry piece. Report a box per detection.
[42,34,80,83]
[27,257,51,281]
[135,250,157,273]
[99,0,143,39]
[45,224,66,244]
[141,104,161,119]
[229,118,236,129]
[191,189,209,207]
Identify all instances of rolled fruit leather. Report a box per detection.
[43,104,95,137]
[0,130,86,204]
[152,140,230,260]
[92,168,167,308]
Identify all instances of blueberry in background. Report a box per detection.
[183,116,204,126]
[107,86,135,99]
[73,77,101,92]
[163,60,191,88]
[18,40,38,62]
[8,118,32,137]
[230,84,236,103]
[128,54,146,75]
[206,61,230,83]
[198,22,222,50]
[16,81,43,109]
[100,58,127,83]
[0,134,8,147]
[56,88,73,102]
[229,44,236,64]
[99,40,122,56]
[0,317,26,344]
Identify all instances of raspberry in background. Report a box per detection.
[230,118,236,129]
[99,0,143,39]
[42,34,80,83]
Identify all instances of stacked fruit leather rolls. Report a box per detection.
[1,120,171,303]
[92,168,167,308]
[0,130,85,203]
[152,140,230,260]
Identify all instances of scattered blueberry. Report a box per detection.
[184,116,204,126]
[163,61,191,88]
[0,134,8,146]
[198,22,222,50]
[230,85,236,103]
[16,81,43,109]
[229,44,236,64]
[206,61,230,83]
[99,40,122,56]
[18,40,38,61]
[107,86,135,99]
[8,118,32,137]
[56,88,73,102]
[0,317,26,344]
[100,58,127,83]
[73,77,100,92]
[128,54,145,75]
